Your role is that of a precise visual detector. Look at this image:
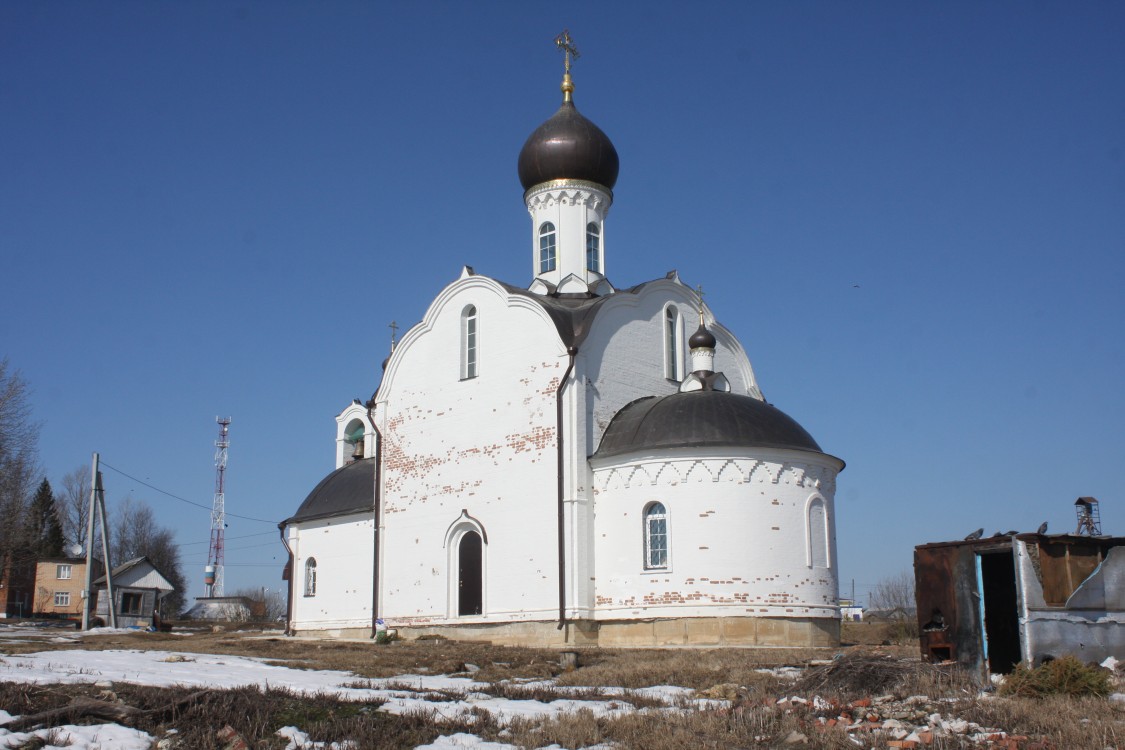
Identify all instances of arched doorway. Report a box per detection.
[457,531,483,616]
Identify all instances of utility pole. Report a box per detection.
[82,453,116,629]
[81,454,98,630]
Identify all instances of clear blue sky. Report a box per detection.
[2,2,1122,606]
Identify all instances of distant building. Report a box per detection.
[184,595,254,622]
[32,556,102,619]
[838,599,864,622]
[93,557,175,629]
[865,607,914,623]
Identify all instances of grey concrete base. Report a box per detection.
[290,616,840,648]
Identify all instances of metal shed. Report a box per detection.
[915,533,1125,680]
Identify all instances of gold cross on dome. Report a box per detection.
[555,29,580,74]
[389,320,399,351]
[695,284,707,323]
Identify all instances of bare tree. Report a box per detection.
[58,466,93,551]
[229,586,286,622]
[110,497,188,616]
[868,569,916,615]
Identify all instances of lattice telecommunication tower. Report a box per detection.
[1074,496,1102,536]
[205,417,231,597]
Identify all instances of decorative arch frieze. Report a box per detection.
[715,459,743,484]
[527,187,606,213]
[651,462,681,487]
[593,457,836,493]
[683,460,716,484]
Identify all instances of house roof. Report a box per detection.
[93,556,174,592]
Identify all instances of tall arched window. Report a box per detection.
[539,222,556,273]
[643,502,668,569]
[664,306,681,380]
[461,305,478,379]
[304,558,317,597]
[586,223,601,273]
[807,498,829,568]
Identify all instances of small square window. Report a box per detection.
[57,564,72,580]
[54,591,70,607]
[121,592,144,615]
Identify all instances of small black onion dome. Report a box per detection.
[688,322,717,350]
[518,98,619,191]
[595,392,830,460]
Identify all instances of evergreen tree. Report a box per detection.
[28,479,65,558]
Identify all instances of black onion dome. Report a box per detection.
[284,457,374,524]
[518,99,619,191]
[688,323,717,350]
[595,392,832,460]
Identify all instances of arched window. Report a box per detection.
[664,306,681,380]
[807,498,829,568]
[457,531,483,616]
[304,558,317,597]
[461,305,478,379]
[539,222,556,273]
[643,502,668,569]
[586,223,601,273]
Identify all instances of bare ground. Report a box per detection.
[1,621,1123,749]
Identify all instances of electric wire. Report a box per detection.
[99,460,278,524]
[176,531,276,548]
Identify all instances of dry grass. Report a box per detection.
[4,628,1125,749]
[497,703,861,750]
[553,647,815,691]
[999,655,1113,698]
[794,651,978,700]
[0,679,479,749]
[956,694,1125,749]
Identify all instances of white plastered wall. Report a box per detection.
[287,513,375,632]
[579,277,759,456]
[590,448,841,621]
[374,275,570,626]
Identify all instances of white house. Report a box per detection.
[281,62,845,648]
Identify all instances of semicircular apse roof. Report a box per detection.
[284,457,374,525]
[594,391,836,461]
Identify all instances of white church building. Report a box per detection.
[281,57,845,647]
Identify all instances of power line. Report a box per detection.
[99,460,278,524]
[176,531,276,548]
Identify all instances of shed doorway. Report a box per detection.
[977,551,1020,673]
[458,531,483,616]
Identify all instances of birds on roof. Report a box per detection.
[1037,521,1049,534]
[964,528,984,540]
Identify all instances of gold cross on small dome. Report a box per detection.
[555,29,579,74]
